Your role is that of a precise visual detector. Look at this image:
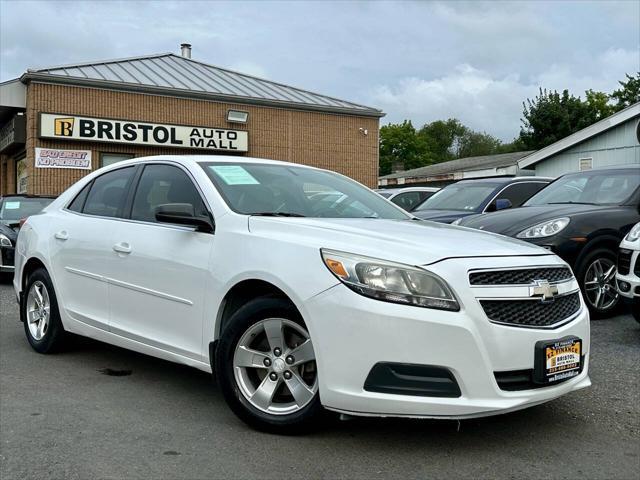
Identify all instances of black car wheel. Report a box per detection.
[22,268,67,353]
[576,248,620,318]
[631,299,640,324]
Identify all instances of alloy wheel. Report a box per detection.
[583,257,618,311]
[233,318,318,415]
[26,280,51,340]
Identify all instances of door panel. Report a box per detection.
[106,164,213,361]
[49,211,115,330]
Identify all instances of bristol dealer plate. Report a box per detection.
[534,336,582,384]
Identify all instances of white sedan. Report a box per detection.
[13,156,590,433]
[616,223,640,322]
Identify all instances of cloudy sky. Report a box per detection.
[1,0,638,140]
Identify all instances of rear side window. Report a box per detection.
[391,191,422,211]
[83,167,135,218]
[131,164,208,223]
[67,182,92,212]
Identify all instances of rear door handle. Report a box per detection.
[54,231,68,241]
[112,242,132,254]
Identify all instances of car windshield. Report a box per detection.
[414,183,498,211]
[524,170,640,206]
[200,163,411,219]
[0,197,54,223]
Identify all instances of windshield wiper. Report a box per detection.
[250,212,307,217]
[547,201,599,205]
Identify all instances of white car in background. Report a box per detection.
[376,186,440,211]
[14,156,590,433]
[616,223,640,322]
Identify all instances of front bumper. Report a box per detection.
[616,246,640,299]
[304,255,590,418]
[0,245,15,273]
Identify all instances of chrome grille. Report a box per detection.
[469,267,572,285]
[479,293,581,328]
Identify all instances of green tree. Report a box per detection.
[456,130,502,158]
[585,89,614,120]
[379,121,428,175]
[417,119,466,162]
[519,88,597,150]
[611,72,640,111]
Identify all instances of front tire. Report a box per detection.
[632,299,640,324]
[576,248,620,318]
[215,296,324,434]
[22,268,67,353]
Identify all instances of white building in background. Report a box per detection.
[518,102,640,176]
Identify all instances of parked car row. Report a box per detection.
[378,166,640,319]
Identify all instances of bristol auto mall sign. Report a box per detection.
[39,113,248,152]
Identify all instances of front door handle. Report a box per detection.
[113,242,132,254]
[54,231,68,241]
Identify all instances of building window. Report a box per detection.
[101,153,133,168]
[579,158,593,171]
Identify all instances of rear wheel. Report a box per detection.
[215,296,324,433]
[22,268,67,353]
[576,248,620,318]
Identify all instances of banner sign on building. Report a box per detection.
[39,113,248,152]
[35,148,92,170]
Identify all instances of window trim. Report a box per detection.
[482,181,550,213]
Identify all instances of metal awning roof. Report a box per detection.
[17,53,383,117]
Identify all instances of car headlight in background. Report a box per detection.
[321,249,460,311]
[0,234,12,247]
[625,223,640,242]
[516,217,570,239]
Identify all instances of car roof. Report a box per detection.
[456,176,553,185]
[118,155,313,169]
[376,186,440,193]
[560,164,640,176]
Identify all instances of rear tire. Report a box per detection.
[576,248,620,318]
[22,268,67,353]
[215,296,325,434]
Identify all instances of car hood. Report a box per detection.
[248,217,549,266]
[458,204,617,236]
[411,209,476,224]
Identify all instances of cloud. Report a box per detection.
[370,47,639,141]
[1,1,638,142]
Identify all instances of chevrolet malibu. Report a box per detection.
[13,156,590,433]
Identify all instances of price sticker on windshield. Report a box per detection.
[210,165,260,185]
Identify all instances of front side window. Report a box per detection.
[415,183,499,212]
[391,191,423,211]
[131,164,208,223]
[83,167,135,218]
[200,163,409,219]
[487,182,549,211]
[525,171,640,206]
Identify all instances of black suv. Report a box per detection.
[412,177,552,224]
[458,165,640,317]
[0,195,55,275]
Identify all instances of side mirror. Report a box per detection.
[495,199,513,211]
[155,203,214,233]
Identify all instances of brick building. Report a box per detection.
[0,45,383,196]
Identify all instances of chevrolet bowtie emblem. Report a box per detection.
[529,279,559,302]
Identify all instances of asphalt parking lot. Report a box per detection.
[1,278,638,480]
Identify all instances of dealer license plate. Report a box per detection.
[534,336,582,384]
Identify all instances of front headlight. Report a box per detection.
[625,223,640,242]
[321,249,460,311]
[516,217,570,239]
[451,218,463,226]
[0,234,12,247]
